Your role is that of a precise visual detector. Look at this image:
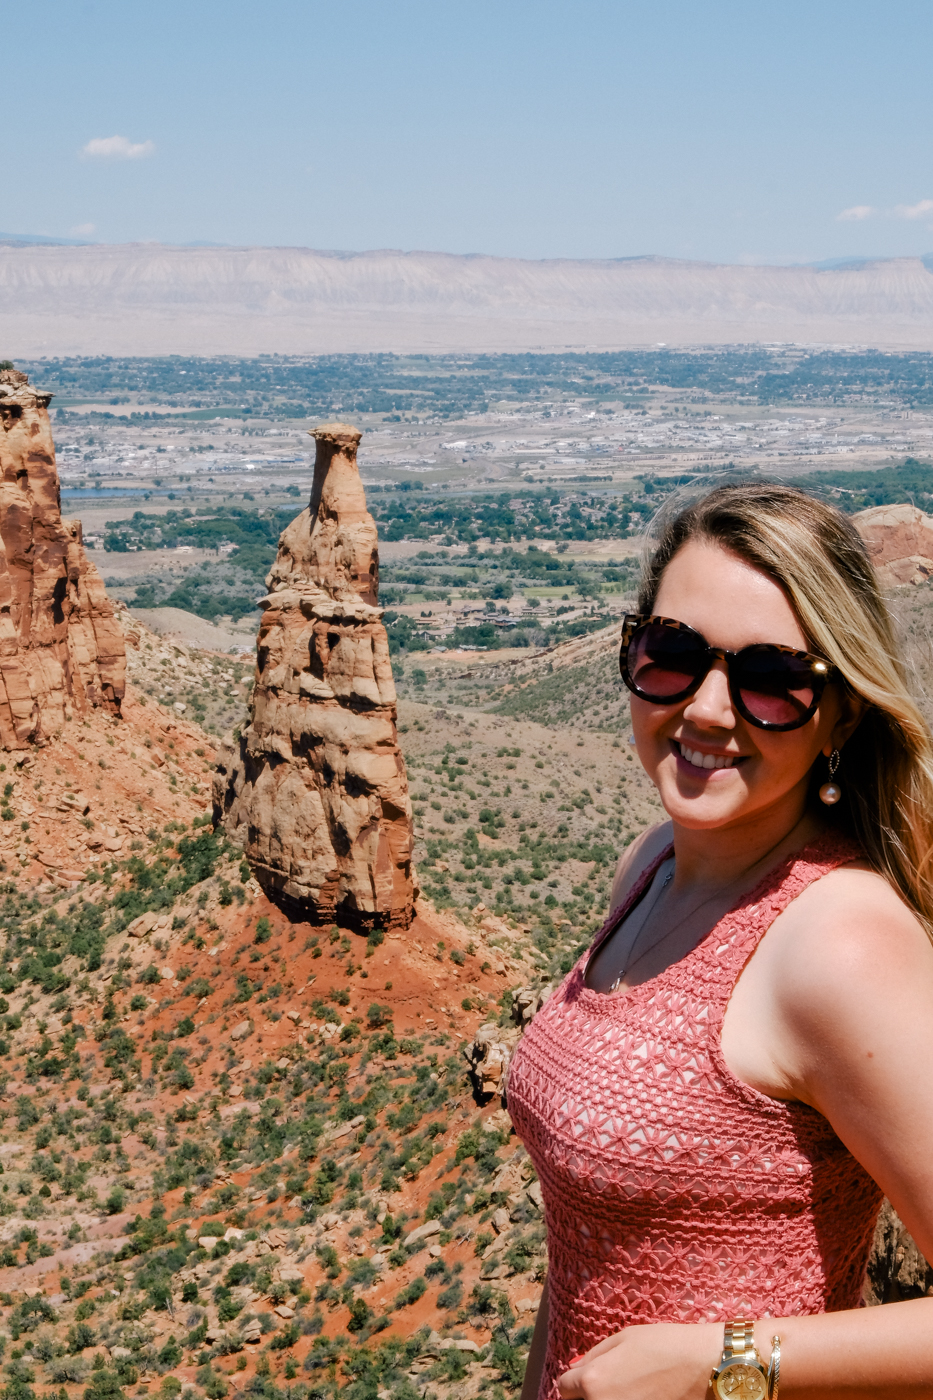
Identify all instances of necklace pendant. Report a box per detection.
[609,975,621,993]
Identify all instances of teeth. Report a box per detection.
[680,745,736,770]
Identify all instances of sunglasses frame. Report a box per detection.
[619,613,837,732]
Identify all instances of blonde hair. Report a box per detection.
[639,482,933,935]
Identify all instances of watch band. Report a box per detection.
[723,1320,760,1365]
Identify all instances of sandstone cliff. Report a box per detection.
[0,367,124,747]
[213,422,415,929]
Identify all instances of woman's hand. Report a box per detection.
[557,1321,720,1400]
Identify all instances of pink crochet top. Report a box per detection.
[507,836,882,1400]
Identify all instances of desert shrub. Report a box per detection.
[393,1275,427,1309]
[67,1322,96,1353]
[196,1366,228,1399]
[82,1364,126,1400]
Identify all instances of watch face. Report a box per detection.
[714,1364,768,1400]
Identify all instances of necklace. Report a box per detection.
[608,865,676,992]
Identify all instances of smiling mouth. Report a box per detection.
[676,742,742,771]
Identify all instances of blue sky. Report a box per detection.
[5,0,933,264]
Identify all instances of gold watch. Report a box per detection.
[710,1320,770,1400]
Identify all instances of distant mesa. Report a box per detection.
[3,245,933,355]
[214,422,416,930]
[0,367,125,747]
[854,503,933,587]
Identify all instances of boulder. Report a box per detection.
[0,368,125,746]
[511,983,555,1028]
[403,1218,442,1248]
[214,423,415,931]
[464,1022,520,1098]
[864,1198,933,1303]
[854,504,933,587]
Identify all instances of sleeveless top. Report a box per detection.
[506,835,883,1400]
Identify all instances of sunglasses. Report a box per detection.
[619,614,837,732]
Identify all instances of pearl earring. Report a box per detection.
[819,749,842,806]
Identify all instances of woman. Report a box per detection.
[507,483,933,1400]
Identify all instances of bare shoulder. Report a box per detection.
[609,820,673,912]
[770,861,933,1046]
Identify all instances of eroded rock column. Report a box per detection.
[0,368,125,747]
[214,422,415,930]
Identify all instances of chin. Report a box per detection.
[656,786,752,829]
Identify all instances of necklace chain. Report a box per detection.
[608,865,677,992]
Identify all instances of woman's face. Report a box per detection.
[631,539,850,834]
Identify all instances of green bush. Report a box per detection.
[393,1275,427,1309]
[105,1187,126,1215]
[157,1336,182,1369]
[67,1322,96,1353]
[270,1323,299,1350]
[196,1366,228,1400]
[82,1365,126,1400]
[437,1280,463,1310]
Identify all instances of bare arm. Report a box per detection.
[521,1276,549,1400]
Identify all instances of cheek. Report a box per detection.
[749,733,819,783]
[630,696,673,732]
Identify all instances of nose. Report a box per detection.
[682,658,736,730]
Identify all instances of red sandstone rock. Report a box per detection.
[0,368,125,746]
[854,504,933,587]
[214,422,415,929]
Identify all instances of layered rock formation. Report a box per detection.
[214,423,415,929]
[854,503,933,587]
[0,368,124,747]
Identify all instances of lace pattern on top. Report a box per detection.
[506,834,882,1400]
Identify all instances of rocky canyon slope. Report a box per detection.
[214,423,415,929]
[0,367,124,747]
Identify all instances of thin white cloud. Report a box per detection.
[70,222,96,237]
[80,135,155,161]
[894,199,933,220]
[837,205,876,222]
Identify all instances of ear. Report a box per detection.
[822,685,866,757]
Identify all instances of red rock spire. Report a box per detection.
[214,422,415,930]
[0,367,125,747]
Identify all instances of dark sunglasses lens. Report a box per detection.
[735,648,817,727]
[628,623,708,700]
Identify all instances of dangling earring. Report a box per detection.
[819,749,842,806]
